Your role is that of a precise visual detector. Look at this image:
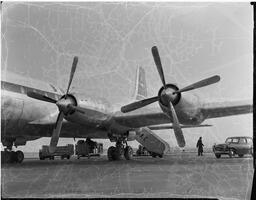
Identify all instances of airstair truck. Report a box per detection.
[39,144,74,160]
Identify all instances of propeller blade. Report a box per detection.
[49,112,64,153]
[168,101,186,147]
[65,56,78,97]
[121,96,159,113]
[27,91,57,103]
[151,46,166,88]
[174,75,220,94]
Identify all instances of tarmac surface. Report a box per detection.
[1,152,254,199]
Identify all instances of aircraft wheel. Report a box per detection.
[16,151,24,163]
[3,151,12,163]
[124,146,133,160]
[107,146,116,161]
[10,151,18,163]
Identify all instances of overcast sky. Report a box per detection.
[1,2,253,151]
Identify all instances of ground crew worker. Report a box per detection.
[196,137,204,156]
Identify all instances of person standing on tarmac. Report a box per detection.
[196,137,204,156]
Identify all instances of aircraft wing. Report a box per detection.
[201,100,253,119]
[148,124,212,130]
[114,100,252,129]
[113,108,171,128]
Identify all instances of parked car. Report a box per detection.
[212,136,253,158]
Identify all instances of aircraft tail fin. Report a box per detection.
[133,66,147,100]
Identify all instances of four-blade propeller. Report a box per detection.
[27,56,82,153]
[121,46,220,148]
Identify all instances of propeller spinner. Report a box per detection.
[121,46,220,148]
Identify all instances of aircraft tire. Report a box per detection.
[3,151,12,163]
[124,146,133,160]
[16,151,24,163]
[11,151,18,163]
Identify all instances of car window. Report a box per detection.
[239,138,246,144]
[225,138,232,143]
[232,138,239,143]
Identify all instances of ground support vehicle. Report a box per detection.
[39,144,74,160]
[75,140,103,159]
[212,136,253,158]
[135,145,162,158]
[135,145,150,156]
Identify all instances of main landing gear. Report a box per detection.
[107,140,133,161]
[1,148,24,164]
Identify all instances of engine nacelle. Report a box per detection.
[127,131,136,141]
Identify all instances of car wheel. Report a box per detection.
[238,154,244,158]
[215,154,221,159]
[229,149,235,158]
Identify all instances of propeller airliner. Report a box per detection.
[1,46,252,163]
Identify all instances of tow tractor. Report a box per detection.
[75,139,103,159]
[39,144,74,160]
